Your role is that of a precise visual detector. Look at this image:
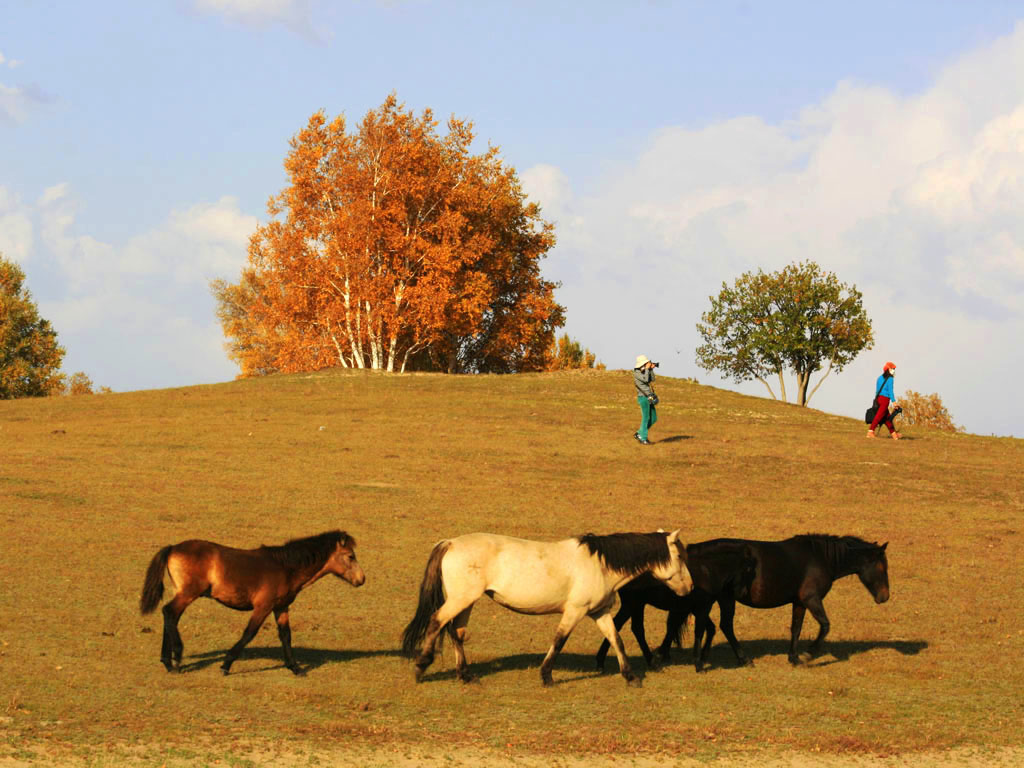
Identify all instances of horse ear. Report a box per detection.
[666,529,681,544]
[881,541,888,551]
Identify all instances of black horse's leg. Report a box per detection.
[596,601,631,671]
[804,595,831,658]
[628,603,658,669]
[789,603,807,664]
[657,606,687,663]
[693,609,715,673]
[274,607,302,675]
[717,597,751,666]
[222,606,273,675]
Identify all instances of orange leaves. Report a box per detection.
[213,95,563,376]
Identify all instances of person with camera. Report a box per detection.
[868,361,902,440]
[633,355,659,445]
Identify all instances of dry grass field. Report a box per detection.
[1,369,1021,766]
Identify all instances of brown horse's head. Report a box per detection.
[857,541,889,603]
[329,534,366,587]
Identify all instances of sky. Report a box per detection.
[2,1,1023,438]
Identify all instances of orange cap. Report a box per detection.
[883,361,896,371]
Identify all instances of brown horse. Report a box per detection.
[140,530,365,675]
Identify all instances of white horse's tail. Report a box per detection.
[401,540,451,656]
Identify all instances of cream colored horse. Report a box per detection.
[402,530,692,687]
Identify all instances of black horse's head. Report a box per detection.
[856,541,890,603]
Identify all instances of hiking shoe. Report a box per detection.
[639,438,652,445]
[866,429,876,438]
[633,432,642,442]
[891,432,902,440]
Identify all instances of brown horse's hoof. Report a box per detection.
[626,676,642,688]
[541,675,554,687]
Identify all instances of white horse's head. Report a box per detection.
[652,529,693,596]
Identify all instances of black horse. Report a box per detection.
[666,535,890,669]
[597,534,890,672]
[595,541,757,672]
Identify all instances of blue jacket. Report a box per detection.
[876,373,895,401]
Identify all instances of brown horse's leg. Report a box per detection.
[222,607,273,675]
[789,603,807,664]
[161,593,195,671]
[274,608,302,675]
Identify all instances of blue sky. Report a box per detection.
[2,1,1023,437]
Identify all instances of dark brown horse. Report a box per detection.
[140,530,365,675]
[595,541,756,672]
[663,535,890,669]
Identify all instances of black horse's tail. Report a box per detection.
[140,545,172,614]
[401,540,451,657]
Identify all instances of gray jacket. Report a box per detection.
[633,368,656,398]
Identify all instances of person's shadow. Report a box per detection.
[654,435,692,444]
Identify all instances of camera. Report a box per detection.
[652,362,660,368]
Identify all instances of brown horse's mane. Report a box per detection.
[792,534,882,571]
[260,530,353,572]
[577,532,673,576]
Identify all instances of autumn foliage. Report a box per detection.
[898,390,963,432]
[548,333,605,371]
[213,95,564,376]
[0,254,66,399]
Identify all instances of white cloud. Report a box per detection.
[0,186,33,263]
[19,189,258,389]
[191,0,325,38]
[529,21,1024,436]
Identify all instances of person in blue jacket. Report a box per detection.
[868,361,902,439]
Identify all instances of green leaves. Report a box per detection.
[696,261,873,405]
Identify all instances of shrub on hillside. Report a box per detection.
[898,390,962,432]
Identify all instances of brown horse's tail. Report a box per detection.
[401,540,451,657]
[140,545,172,614]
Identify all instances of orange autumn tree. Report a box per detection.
[213,95,564,375]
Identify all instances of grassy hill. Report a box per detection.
[1,369,1021,765]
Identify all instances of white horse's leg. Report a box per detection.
[539,605,587,686]
[451,606,475,683]
[416,594,478,682]
[594,610,640,687]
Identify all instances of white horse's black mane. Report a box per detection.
[577,531,673,575]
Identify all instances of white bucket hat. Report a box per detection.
[635,354,651,369]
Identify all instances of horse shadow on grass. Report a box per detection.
[663,637,928,671]
[416,652,621,687]
[178,646,403,675]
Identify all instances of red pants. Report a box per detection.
[870,395,896,433]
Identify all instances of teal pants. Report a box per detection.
[637,396,658,440]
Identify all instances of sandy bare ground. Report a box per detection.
[1,744,1022,767]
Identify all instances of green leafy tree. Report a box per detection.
[696,261,873,406]
[0,254,66,399]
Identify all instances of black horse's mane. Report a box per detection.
[577,532,674,575]
[260,530,352,572]
[793,534,882,570]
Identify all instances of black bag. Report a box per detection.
[864,378,888,424]
[864,399,878,424]
[648,394,659,406]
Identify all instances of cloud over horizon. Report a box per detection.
[523,21,1024,436]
